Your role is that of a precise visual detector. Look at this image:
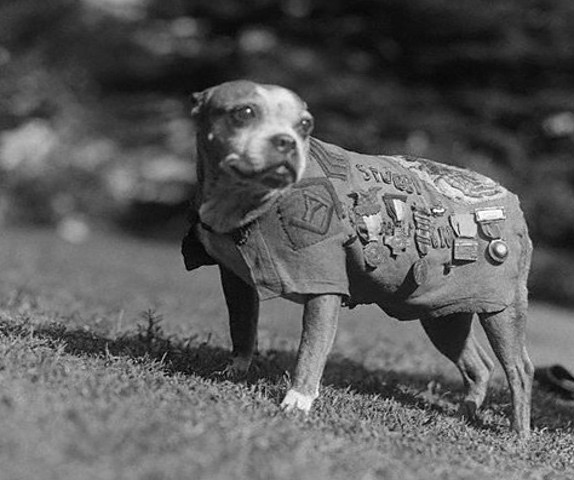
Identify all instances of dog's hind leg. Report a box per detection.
[478,300,533,437]
[420,313,494,421]
[281,294,341,413]
[219,265,260,377]
[478,232,533,437]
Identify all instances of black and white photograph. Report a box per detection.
[0,1,573,478]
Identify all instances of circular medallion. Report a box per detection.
[488,239,509,264]
[364,241,383,269]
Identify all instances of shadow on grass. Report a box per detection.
[1,315,572,433]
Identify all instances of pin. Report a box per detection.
[449,214,477,238]
[413,208,432,257]
[384,225,411,256]
[476,207,506,239]
[453,238,479,262]
[349,188,383,243]
[431,205,446,216]
[488,239,509,264]
[383,194,408,224]
[364,241,384,269]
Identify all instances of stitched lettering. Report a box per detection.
[355,164,371,181]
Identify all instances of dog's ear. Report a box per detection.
[189,89,211,118]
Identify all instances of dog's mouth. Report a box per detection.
[226,159,297,189]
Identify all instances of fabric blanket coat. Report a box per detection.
[183,138,528,321]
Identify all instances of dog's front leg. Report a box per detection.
[219,266,259,377]
[281,294,341,413]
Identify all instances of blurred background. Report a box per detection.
[1,0,574,305]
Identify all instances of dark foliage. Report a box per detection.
[1,0,574,300]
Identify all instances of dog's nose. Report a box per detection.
[270,134,297,153]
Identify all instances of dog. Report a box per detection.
[182,80,534,436]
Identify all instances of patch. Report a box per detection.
[394,156,507,204]
[453,238,479,262]
[279,178,343,250]
[354,162,422,194]
[310,138,349,180]
[475,207,506,239]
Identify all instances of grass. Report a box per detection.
[0,227,573,480]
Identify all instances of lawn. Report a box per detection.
[0,227,573,480]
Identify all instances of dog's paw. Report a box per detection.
[280,389,316,413]
[215,356,251,379]
[458,400,479,422]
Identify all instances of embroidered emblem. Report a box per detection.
[279,178,343,250]
[413,207,433,256]
[475,207,506,239]
[394,156,507,204]
[310,139,348,180]
[355,163,422,194]
[290,190,334,234]
[453,238,479,262]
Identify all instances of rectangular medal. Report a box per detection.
[453,238,479,262]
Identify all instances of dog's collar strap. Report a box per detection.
[199,220,214,232]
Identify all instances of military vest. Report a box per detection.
[183,138,528,320]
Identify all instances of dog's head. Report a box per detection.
[191,80,313,191]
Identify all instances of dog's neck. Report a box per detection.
[198,180,282,234]
[196,141,285,234]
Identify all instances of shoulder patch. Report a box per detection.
[309,138,349,180]
[278,178,343,250]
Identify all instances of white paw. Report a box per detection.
[280,389,316,413]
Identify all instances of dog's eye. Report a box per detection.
[230,105,256,125]
[298,117,314,137]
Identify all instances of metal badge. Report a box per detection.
[431,205,446,216]
[384,224,411,257]
[383,194,408,224]
[488,239,509,264]
[412,258,429,286]
[364,241,384,269]
[453,238,479,262]
[475,207,506,222]
[413,208,432,257]
[475,207,506,239]
[449,214,477,238]
[349,187,383,243]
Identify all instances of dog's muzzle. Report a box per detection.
[223,133,302,188]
